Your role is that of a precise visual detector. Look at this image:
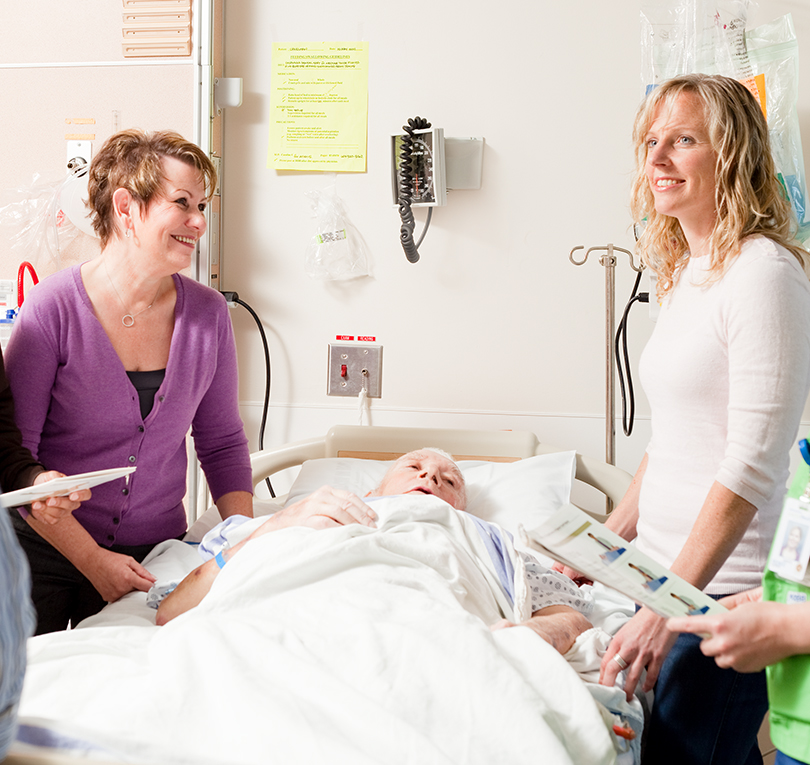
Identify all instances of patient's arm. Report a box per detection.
[156,532,258,625]
[157,553,227,625]
[157,487,377,625]
[491,605,592,654]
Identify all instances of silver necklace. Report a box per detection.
[103,259,161,328]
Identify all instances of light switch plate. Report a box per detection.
[327,344,382,397]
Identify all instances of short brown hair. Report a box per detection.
[87,129,217,247]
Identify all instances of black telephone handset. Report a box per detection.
[397,116,433,263]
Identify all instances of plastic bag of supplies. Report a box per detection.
[304,184,370,281]
[640,1,809,245]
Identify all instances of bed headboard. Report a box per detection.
[324,425,537,462]
[249,425,632,508]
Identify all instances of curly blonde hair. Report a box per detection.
[630,73,808,297]
[87,129,217,247]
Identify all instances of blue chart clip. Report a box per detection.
[799,439,810,466]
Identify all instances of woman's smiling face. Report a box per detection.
[134,156,207,273]
[644,91,718,249]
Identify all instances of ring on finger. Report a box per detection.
[613,653,629,670]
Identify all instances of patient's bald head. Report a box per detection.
[369,449,467,510]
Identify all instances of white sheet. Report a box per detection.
[19,496,627,765]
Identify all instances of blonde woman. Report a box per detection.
[581,74,810,764]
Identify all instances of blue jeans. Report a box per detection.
[641,630,769,764]
[776,752,809,765]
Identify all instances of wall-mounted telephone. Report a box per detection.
[391,118,484,263]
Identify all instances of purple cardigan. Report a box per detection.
[6,265,252,547]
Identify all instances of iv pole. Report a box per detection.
[569,243,643,510]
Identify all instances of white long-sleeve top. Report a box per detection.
[636,235,810,594]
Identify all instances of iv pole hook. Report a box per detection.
[569,244,643,272]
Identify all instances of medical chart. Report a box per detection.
[520,504,726,618]
[267,42,368,172]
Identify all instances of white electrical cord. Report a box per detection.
[358,385,370,426]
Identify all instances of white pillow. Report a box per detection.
[283,451,576,539]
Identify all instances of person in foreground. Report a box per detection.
[6,129,253,635]
[667,587,809,675]
[0,497,35,761]
[669,585,810,765]
[559,74,810,764]
[157,449,593,655]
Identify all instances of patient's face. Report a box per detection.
[372,450,466,510]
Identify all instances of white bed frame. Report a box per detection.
[250,424,633,510]
[7,424,632,765]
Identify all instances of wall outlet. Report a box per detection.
[327,344,382,397]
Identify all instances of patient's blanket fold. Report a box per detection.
[19,495,617,765]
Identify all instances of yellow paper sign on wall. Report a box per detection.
[268,42,368,172]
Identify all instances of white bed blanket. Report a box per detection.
[19,496,621,765]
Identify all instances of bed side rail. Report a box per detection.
[573,454,632,507]
[250,437,325,487]
[535,443,633,507]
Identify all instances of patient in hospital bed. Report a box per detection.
[157,448,593,653]
[16,448,642,764]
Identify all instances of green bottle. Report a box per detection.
[762,438,810,763]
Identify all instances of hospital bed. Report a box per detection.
[10,425,643,765]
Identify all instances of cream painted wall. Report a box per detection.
[221,0,810,494]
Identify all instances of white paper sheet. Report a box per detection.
[1,467,136,508]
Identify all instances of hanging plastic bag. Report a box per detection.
[640,0,753,92]
[0,173,82,270]
[304,183,371,281]
[640,2,809,245]
[639,0,694,92]
[746,15,810,244]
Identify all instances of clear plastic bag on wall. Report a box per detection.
[640,0,691,92]
[0,174,80,269]
[640,2,809,244]
[304,184,370,281]
[746,15,810,243]
[640,0,753,92]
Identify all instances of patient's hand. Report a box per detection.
[29,470,92,525]
[491,605,592,654]
[256,486,378,532]
[551,560,593,587]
